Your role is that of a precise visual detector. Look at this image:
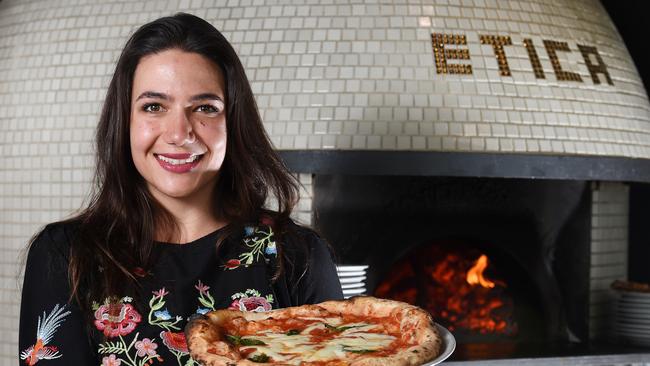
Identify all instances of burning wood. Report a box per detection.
[375,244,517,337]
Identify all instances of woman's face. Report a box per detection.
[130,49,227,205]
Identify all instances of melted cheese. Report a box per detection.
[302,344,347,362]
[331,333,396,350]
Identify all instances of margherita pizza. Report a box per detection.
[185,296,442,365]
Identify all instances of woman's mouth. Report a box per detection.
[154,153,204,173]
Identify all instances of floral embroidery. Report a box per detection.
[265,241,277,255]
[195,280,215,314]
[148,288,183,331]
[132,267,149,278]
[20,303,71,365]
[94,297,142,338]
[260,215,274,226]
[95,297,161,366]
[223,258,241,270]
[152,288,168,298]
[153,309,172,321]
[223,225,277,270]
[160,331,189,353]
[102,354,121,366]
[229,289,274,312]
[146,287,202,366]
[97,331,162,366]
[134,338,158,357]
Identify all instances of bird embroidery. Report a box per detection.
[20,304,71,365]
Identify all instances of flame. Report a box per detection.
[374,245,517,337]
[466,254,495,288]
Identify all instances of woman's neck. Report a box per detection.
[150,184,227,244]
[166,209,226,244]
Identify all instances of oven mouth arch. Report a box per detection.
[280,150,650,183]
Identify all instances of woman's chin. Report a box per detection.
[148,182,206,202]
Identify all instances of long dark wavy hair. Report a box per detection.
[56,13,299,314]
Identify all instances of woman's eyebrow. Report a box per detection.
[189,93,224,102]
[135,91,169,101]
[134,91,223,102]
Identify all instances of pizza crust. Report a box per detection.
[186,296,442,366]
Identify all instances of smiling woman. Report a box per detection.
[130,50,228,237]
[18,13,343,366]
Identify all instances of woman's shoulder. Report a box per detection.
[274,217,322,247]
[28,219,82,259]
[284,219,320,239]
[273,217,333,263]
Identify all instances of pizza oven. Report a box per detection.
[255,0,650,362]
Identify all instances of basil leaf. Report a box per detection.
[324,323,363,332]
[225,334,241,346]
[240,338,266,346]
[344,347,376,354]
[286,329,301,336]
[249,353,270,363]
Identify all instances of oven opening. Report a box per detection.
[316,175,593,360]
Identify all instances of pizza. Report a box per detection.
[185,296,442,366]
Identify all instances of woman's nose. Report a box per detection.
[163,109,196,146]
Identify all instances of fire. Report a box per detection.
[375,245,518,337]
[466,255,495,288]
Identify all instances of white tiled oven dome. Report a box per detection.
[243,0,650,157]
[232,0,647,157]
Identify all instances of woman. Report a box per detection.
[19,13,342,365]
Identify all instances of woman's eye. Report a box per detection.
[143,103,164,113]
[196,105,220,114]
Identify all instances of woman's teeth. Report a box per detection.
[156,155,201,165]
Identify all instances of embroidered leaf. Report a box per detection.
[199,297,213,309]
[231,293,246,300]
[245,289,261,297]
[238,227,275,266]
[150,300,165,312]
[98,341,126,354]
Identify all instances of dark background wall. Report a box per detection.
[602,1,650,284]
[601,1,650,94]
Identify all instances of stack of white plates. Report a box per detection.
[336,265,368,299]
[615,291,650,347]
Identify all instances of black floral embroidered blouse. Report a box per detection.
[19,220,343,366]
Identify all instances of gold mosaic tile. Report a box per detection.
[577,44,614,85]
[543,39,583,82]
[523,38,545,79]
[431,33,472,74]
